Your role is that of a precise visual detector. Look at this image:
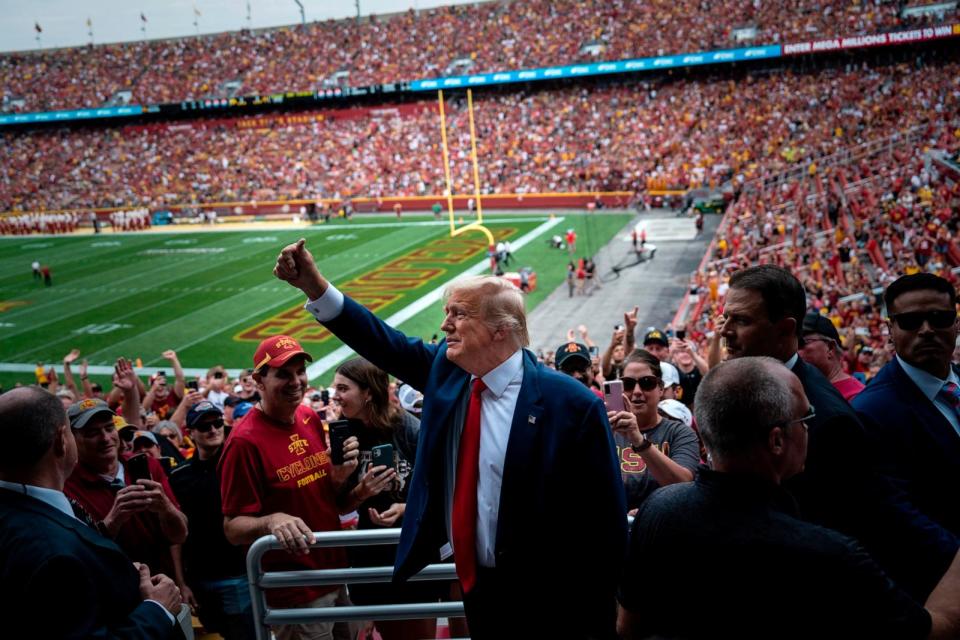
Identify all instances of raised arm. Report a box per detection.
[161,350,186,398]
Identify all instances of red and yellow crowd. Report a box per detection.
[2,58,958,214]
[1,0,953,114]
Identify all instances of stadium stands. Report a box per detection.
[0,0,954,113]
[2,58,957,214]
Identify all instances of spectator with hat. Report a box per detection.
[642,329,671,363]
[659,361,683,401]
[64,396,188,579]
[0,386,182,639]
[555,341,603,398]
[219,334,360,640]
[799,311,865,401]
[170,401,255,640]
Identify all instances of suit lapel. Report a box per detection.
[495,351,544,549]
[891,359,960,458]
[0,488,123,554]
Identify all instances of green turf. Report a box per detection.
[0,212,631,388]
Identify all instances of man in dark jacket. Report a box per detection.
[719,265,959,599]
[0,386,181,639]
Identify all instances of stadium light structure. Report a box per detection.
[293,0,305,26]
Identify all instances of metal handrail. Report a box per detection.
[246,528,461,640]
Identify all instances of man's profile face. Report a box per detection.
[75,413,119,470]
[441,291,495,370]
[888,289,959,378]
[720,288,781,359]
[256,356,309,409]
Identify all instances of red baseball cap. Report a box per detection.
[253,335,313,372]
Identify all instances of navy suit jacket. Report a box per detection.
[324,296,627,633]
[0,488,173,640]
[853,360,960,584]
[788,358,958,598]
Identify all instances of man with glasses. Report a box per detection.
[798,312,864,401]
[169,401,255,640]
[720,265,957,600]
[618,357,960,639]
[854,273,960,576]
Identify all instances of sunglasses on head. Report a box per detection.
[620,375,660,393]
[193,419,224,433]
[889,310,957,331]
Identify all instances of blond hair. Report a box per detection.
[444,276,529,348]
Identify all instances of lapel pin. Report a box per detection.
[528,415,537,424]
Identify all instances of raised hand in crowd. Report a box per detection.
[161,349,186,397]
[274,238,327,299]
[112,358,142,428]
[169,389,205,429]
[61,349,81,396]
[623,306,639,353]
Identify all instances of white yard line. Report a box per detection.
[0,217,563,381]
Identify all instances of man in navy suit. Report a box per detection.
[853,273,960,587]
[0,386,181,639]
[274,239,626,638]
[719,265,959,599]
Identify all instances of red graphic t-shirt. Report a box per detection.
[219,403,346,607]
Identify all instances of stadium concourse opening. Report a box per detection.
[1,2,960,638]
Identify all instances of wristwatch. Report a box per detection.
[631,433,653,453]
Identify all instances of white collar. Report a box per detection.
[478,349,524,398]
[784,353,800,370]
[897,355,960,401]
[0,480,77,521]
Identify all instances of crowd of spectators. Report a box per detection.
[1,0,955,113]
[2,57,957,214]
[682,116,960,385]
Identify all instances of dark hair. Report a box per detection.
[0,387,66,471]
[729,265,806,339]
[623,349,662,380]
[335,357,399,432]
[883,273,959,314]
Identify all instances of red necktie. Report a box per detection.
[453,378,486,593]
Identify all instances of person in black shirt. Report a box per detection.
[169,401,255,640]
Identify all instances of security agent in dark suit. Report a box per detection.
[718,265,959,600]
[274,239,627,639]
[0,386,182,639]
[853,273,960,593]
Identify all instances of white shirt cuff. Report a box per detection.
[304,284,345,322]
[144,600,176,625]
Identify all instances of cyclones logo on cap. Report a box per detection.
[275,337,298,351]
[79,398,98,410]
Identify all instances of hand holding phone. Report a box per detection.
[371,444,395,471]
[603,380,625,413]
[328,420,352,465]
[127,453,152,483]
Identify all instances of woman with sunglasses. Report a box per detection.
[607,349,702,513]
[332,357,437,640]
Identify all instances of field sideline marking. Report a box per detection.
[0,217,562,380]
[304,216,564,381]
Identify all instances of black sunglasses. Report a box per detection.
[620,375,660,393]
[890,310,957,331]
[119,429,136,443]
[193,419,224,433]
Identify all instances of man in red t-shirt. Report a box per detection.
[220,335,359,640]
[64,398,188,578]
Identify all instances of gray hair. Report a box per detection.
[444,276,529,348]
[694,357,794,460]
[152,420,180,436]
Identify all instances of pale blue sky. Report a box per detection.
[2,0,481,53]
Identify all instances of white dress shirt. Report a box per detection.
[897,355,960,436]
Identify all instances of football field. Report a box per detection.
[0,212,632,388]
